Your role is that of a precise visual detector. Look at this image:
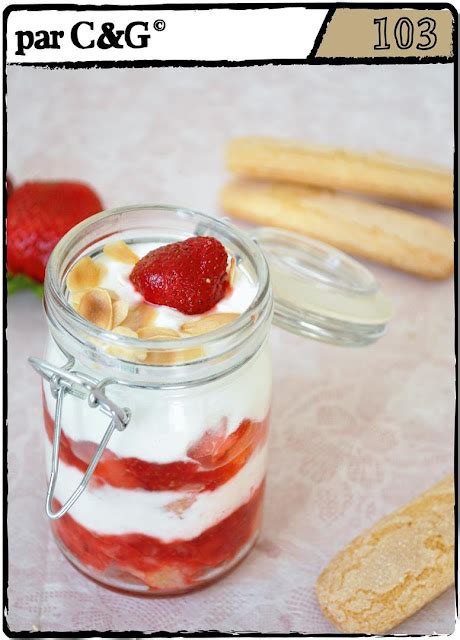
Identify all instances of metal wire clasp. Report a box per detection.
[29,355,131,520]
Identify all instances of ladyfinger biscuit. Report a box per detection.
[226,137,453,210]
[220,180,453,279]
[316,475,455,634]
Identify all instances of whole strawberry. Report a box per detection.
[7,181,103,283]
[130,236,229,315]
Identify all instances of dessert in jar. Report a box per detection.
[30,205,392,595]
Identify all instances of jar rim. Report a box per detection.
[45,204,272,370]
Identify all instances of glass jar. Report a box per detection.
[30,205,391,596]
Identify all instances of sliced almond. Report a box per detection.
[178,345,205,363]
[121,302,158,331]
[106,348,146,362]
[143,331,179,365]
[138,328,204,365]
[106,289,119,301]
[145,347,204,365]
[78,288,113,329]
[67,256,105,292]
[112,299,129,328]
[181,313,240,336]
[103,240,139,265]
[112,326,138,338]
[228,256,236,287]
[106,326,148,362]
[71,287,117,310]
[69,290,86,309]
[137,326,181,340]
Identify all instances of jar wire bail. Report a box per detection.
[28,354,131,520]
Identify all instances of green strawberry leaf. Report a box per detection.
[7,273,44,298]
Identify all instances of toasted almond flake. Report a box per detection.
[78,288,113,329]
[181,313,240,336]
[112,326,138,338]
[142,331,179,365]
[107,326,148,362]
[145,344,204,365]
[67,256,105,292]
[179,345,205,362]
[137,326,181,340]
[72,287,116,310]
[70,290,86,309]
[112,300,129,327]
[106,346,148,363]
[106,289,119,301]
[144,350,178,365]
[228,256,236,287]
[121,302,158,331]
[103,240,139,265]
[139,330,204,365]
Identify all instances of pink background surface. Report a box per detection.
[6,65,455,634]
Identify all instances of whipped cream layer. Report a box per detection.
[47,442,267,541]
[44,339,271,463]
[95,240,257,330]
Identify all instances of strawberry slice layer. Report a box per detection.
[52,481,264,593]
[129,236,229,314]
[42,395,269,492]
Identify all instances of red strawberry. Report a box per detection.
[187,419,228,468]
[7,181,103,282]
[130,236,229,315]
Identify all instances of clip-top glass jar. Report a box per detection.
[30,205,391,595]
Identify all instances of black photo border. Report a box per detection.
[2,2,458,638]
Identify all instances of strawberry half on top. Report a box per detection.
[130,236,230,315]
[7,180,103,283]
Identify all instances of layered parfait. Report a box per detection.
[43,233,271,594]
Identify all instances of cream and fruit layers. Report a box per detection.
[44,239,271,545]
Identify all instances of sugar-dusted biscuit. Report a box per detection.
[226,137,453,210]
[220,180,454,279]
[316,475,454,634]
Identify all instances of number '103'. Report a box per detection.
[374,16,437,50]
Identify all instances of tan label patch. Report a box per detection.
[315,9,453,59]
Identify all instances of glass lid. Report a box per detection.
[252,227,393,347]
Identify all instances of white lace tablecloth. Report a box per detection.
[6,64,455,634]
